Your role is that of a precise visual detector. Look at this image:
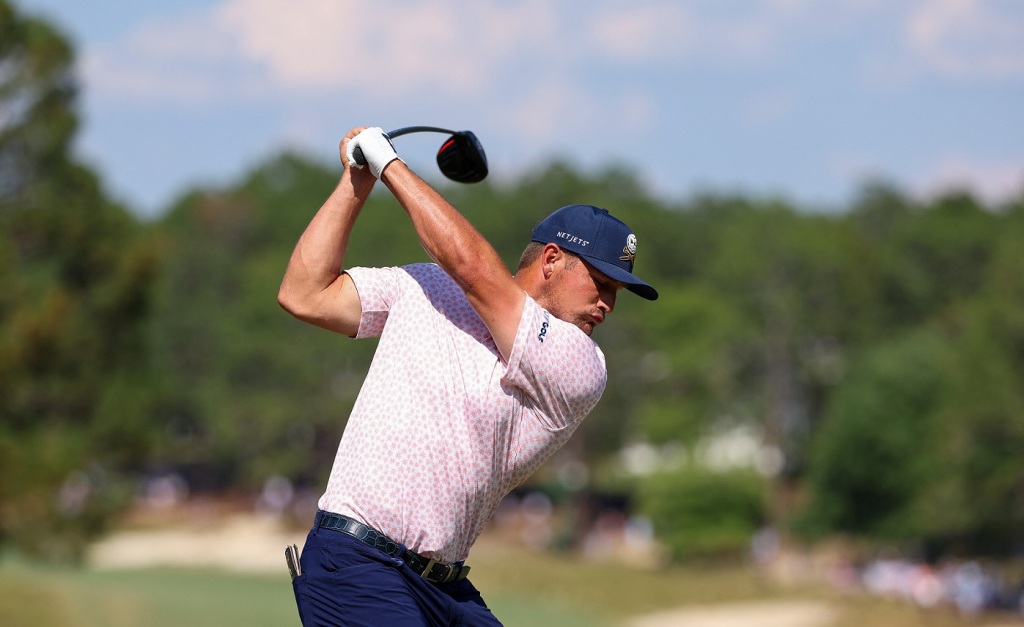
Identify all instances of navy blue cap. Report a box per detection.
[531,204,658,300]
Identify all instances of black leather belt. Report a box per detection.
[314,510,471,584]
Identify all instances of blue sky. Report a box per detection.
[17,0,1024,217]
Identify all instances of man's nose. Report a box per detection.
[600,289,617,313]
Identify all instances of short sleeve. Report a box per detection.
[345,266,405,339]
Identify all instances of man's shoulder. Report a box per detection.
[348,264,471,318]
[522,296,605,363]
[348,263,451,289]
[403,263,466,296]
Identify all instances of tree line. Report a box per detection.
[2,0,1023,563]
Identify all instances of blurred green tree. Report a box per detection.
[798,329,952,541]
[799,190,1024,554]
[929,202,1024,554]
[0,0,158,561]
[635,467,766,562]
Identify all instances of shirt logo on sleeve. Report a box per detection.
[537,313,550,343]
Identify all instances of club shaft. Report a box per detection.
[386,126,460,138]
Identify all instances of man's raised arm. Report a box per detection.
[277,128,378,337]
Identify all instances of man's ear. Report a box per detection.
[541,243,562,278]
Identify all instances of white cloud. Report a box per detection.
[216,0,561,95]
[584,2,802,68]
[80,0,1024,108]
[215,0,353,89]
[912,155,1024,203]
[830,151,1024,204]
[587,4,691,61]
[82,0,567,103]
[82,0,805,106]
[908,0,1024,79]
[80,10,239,104]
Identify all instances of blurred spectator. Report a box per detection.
[255,475,294,516]
[845,551,1021,619]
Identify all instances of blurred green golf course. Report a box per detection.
[2,529,1017,627]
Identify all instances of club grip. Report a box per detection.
[352,146,367,166]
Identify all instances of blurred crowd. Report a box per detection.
[855,556,1024,617]
[752,527,1024,620]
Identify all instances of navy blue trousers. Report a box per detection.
[291,522,502,626]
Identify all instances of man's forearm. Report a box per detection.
[381,162,507,293]
[380,161,524,359]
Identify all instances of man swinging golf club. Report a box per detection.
[278,126,658,626]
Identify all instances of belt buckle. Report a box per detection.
[421,558,454,584]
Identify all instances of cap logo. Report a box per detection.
[620,233,637,264]
[556,231,590,247]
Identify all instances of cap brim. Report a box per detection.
[583,256,659,301]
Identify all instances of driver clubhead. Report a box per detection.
[436,131,488,183]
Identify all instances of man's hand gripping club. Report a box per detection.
[346,127,404,179]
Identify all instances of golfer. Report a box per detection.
[278,126,658,626]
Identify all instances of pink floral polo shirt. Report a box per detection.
[317,264,607,562]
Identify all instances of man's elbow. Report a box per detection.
[277,274,360,336]
[277,284,306,319]
[277,286,329,327]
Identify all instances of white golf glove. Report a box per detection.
[346,127,403,178]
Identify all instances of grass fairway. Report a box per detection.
[0,541,764,627]
[468,537,773,623]
[0,562,298,627]
[0,555,614,627]
[2,540,1017,627]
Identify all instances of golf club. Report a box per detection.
[352,126,488,183]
